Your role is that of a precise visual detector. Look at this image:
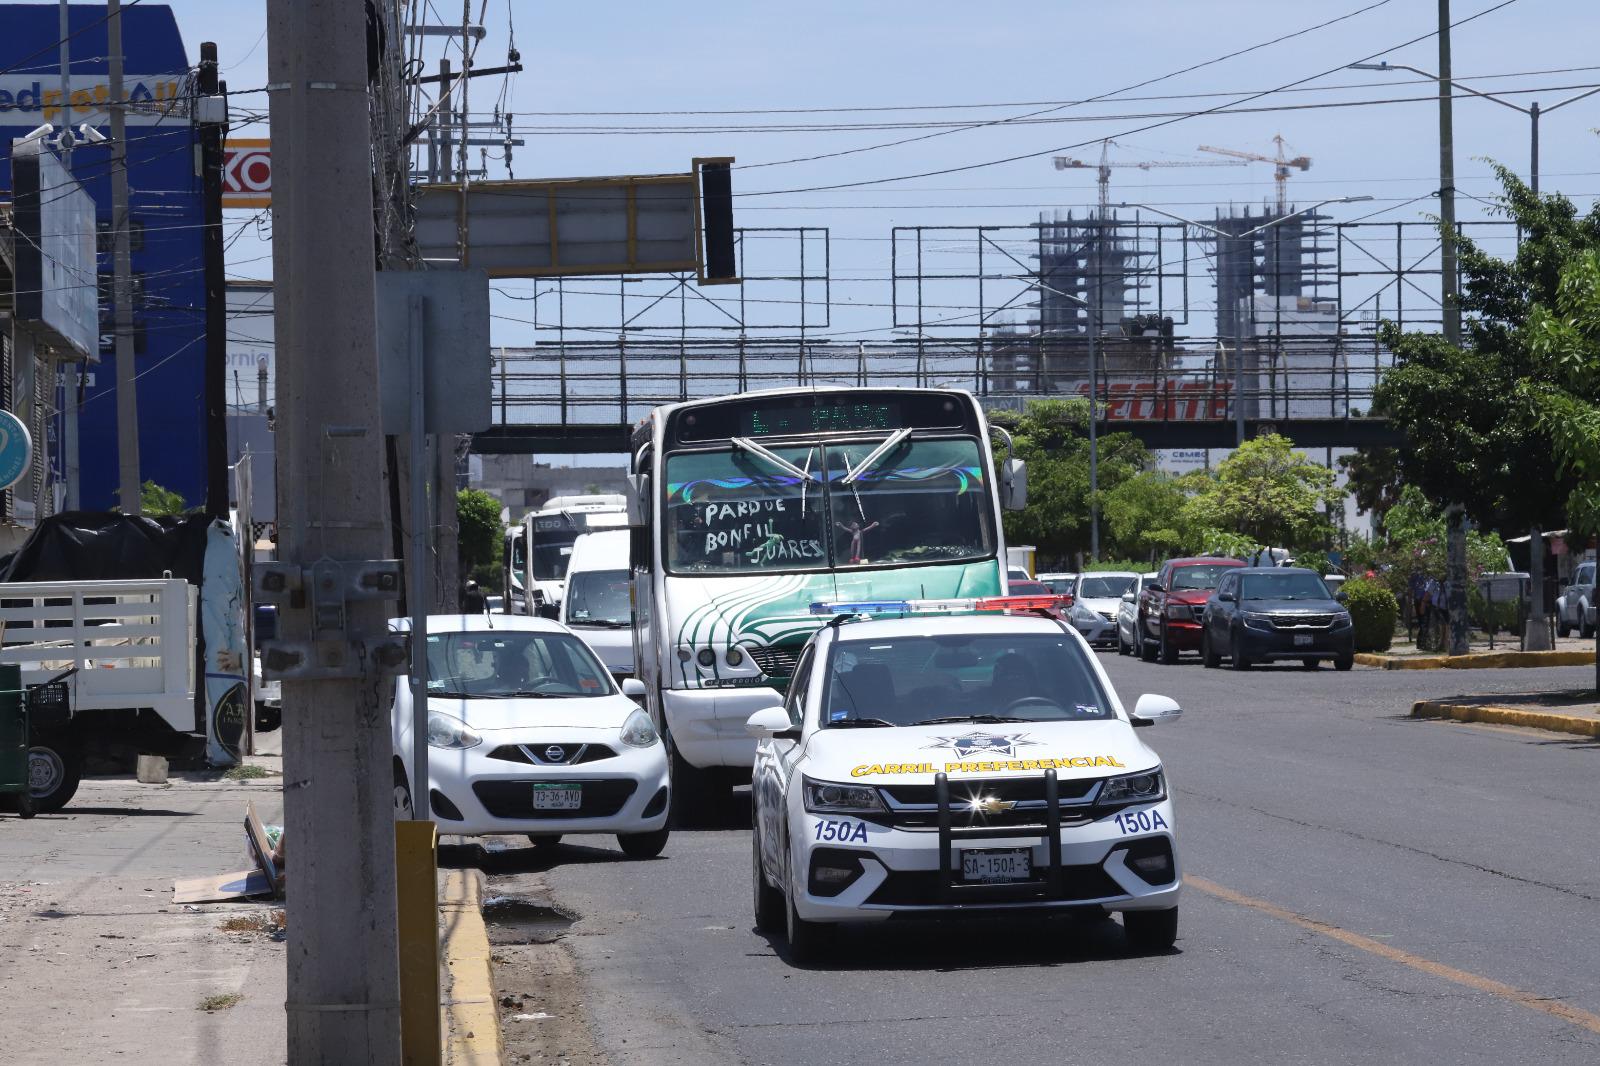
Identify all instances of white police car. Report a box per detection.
[748,595,1183,962]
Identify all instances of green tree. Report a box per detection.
[1100,470,1192,562]
[139,481,187,516]
[1179,435,1343,553]
[1376,167,1593,647]
[990,399,1150,564]
[1337,446,1405,521]
[457,489,504,593]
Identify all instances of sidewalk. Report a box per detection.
[1411,690,1600,738]
[1358,634,1596,670]
[0,750,287,1065]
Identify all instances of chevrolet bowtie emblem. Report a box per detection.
[973,795,1015,815]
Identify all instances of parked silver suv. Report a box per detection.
[1557,560,1596,638]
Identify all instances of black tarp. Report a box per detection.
[0,512,213,585]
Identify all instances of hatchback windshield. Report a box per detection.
[1078,574,1136,599]
[1170,563,1240,591]
[664,438,994,574]
[425,631,613,698]
[1240,572,1332,601]
[822,632,1112,727]
[565,569,632,627]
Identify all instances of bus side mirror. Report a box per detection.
[1001,458,1028,511]
[625,473,645,527]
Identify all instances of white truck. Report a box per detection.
[559,529,634,678]
[504,494,629,617]
[0,578,214,811]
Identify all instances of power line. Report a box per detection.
[738,0,1525,197]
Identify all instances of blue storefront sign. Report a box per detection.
[0,4,206,511]
[0,410,32,492]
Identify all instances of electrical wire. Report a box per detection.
[737,0,1526,196]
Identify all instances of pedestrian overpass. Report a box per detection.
[471,338,1403,454]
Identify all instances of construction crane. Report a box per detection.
[1054,139,1247,216]
[1197,135,1310,215]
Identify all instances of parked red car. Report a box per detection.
[1137,557,1245,663]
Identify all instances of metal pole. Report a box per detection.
[267,0,402,1054]
[1529,101,1540,196]
[199,43,229,519]
[60,0,80,509]
[1089,320,1100,562]
[1437,0,1461,347]
[108,0,141,514]
[409,296,430,823]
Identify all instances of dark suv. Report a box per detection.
[1201,567,1354,671]
[1138,557,1244,663]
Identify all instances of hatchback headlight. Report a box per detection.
[426,711,482,750]
[1098,767,1166,806]
[620,708,659,748]
[802,777,886,815]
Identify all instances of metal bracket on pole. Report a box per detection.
[253,559,406,679]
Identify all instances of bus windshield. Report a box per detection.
[529,513,622,582]
[664,437,993,574]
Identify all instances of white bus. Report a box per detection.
[626,387,1027,811]
[503,494,628,616]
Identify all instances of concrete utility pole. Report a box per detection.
[198,43,229,519]
[1436,0,1460,348]
[107,0,140,514]
[266,0,402,1058]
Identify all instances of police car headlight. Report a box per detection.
[802,777,886,815]
[1097,767,1165,806]
[620,708,659,748]
[426,711,482,750]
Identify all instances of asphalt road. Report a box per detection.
[480,657,1600,1066]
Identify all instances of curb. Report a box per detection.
[1357,650,1593,671]
[1410,699,1600,738]
[439,869,502,1066]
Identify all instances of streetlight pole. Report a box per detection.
[1437,0,1461,349]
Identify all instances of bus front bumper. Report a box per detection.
[661,687,773,770]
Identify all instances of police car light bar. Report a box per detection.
[809,594,1072,617]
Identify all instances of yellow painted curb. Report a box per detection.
[1411,700,1600,738]
[439,869,502,1066]
[1357,650,1593,671]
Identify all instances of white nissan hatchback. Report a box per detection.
[392,614,670,857]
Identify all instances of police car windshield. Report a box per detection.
[822,632,1112,727]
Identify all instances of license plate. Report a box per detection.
[1293,633,1313,646]
[531,784,581,810]
[960,848,1032,883]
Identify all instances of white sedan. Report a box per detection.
[392,614,670,858]
[750,598,1182,962]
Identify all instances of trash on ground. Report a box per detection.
[171,801,283,904]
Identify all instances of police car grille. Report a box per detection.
[876,778,1098,830]
[867,865,1125,907]
[748,645,801,677]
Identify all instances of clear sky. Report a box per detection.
[164,0,1598,345]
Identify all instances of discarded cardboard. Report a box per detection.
[170,800,284,904]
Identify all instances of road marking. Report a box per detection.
[1186,875,1600,1036]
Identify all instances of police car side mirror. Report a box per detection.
[746,707,796,739]
[1130,693,1182,728]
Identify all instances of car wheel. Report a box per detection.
[1123,907,1178,951]
[1334,654,1354,672]
[751,820,784,934]
[1201,630,1220,669]
[393,760,414,820]
[1559,614,1573,638]
[1230,634,1251,671]
[1158,621,1178,664]
[27,734,81,814]
[1301,658,1320,670]
[527,834,563,849]
[785,882,832,964]
[667,736,721,827]
[618,828,669,859]
[1117,627,1131,656]
[1583,604,1594,640]
[1138,624,1158,662]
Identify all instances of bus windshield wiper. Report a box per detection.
[730,437,816,482]
[841,427,912,484]
[569,619,630,629]
[912,713,1031,726]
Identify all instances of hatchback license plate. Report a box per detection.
[960,848,1032,883]
[532,784,581,811]
[1293,633,1314,646]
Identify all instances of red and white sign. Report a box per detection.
[1075,380,1232,421]
[223,138,271,209]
